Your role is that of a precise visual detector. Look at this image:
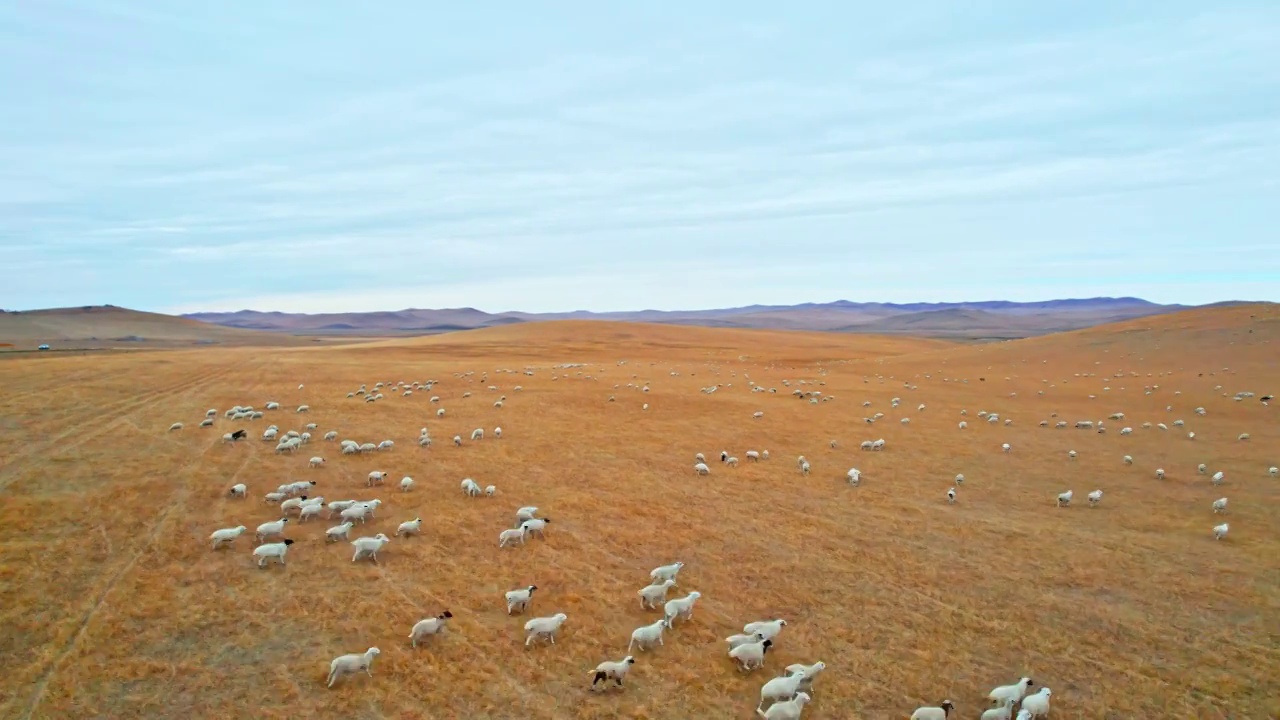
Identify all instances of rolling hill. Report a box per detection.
[183,297,1196,340]
[0,305,320,351]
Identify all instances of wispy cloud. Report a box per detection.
[1,1,1277,312]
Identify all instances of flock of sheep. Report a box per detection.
[166,359,1271,718]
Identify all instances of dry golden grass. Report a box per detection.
[0,308,1277,719]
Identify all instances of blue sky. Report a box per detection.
[1,1,1277,314]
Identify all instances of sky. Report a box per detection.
[1,1,1277,314]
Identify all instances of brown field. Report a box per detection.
[0,306,1277,719]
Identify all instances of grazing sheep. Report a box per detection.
[515,506,539,525]
[351,534,390,563]
[759,669,808,711]
[695,452,706,463]
[729,637,774,671]
[1270,467,1278,477]
[756,691,810,719]
[947,487,956,504]
[323,430,338,441]
[326,647,379,688]
[506,585,537,614]
[408,611,453,646]
[1124,455,1133,465]
[1156,468,1166,479]
[639,579,678,609]
[910,700,956,720]
[168,422,183,431]
[255,518,289,541]
[252,539,295,568]
[1212,497,1228,513]
[296,405,309,413]
[743,618,787,641]
[1056,490,1073,507]
[499,527,527,547]
[1212,471,1225,486]
[590,655,636,691]
[1068,450,1077,459]
[400,476,414,492]
[199,418,214,427]
[308,456,325,468]
[396,518,421,537]
[326,522,354,543]
[628,618,667,651]
[367,471,387,487]
[228,483,247,498]
[210,525,247,550]
[520,517,550,539]
[524,613,568,646]
[1019,687,1051,718]
[484,485,496,497]
[746,450,761,461]
[847,468,861,486]
[726,456,739,467]
[663,591,702,628]
[1002,443,1011,453]
[1087,489,1103,507]
[694,462,710,476]
[471,428,484,441]
[1213,522,1229,540]
[650,561,685,582]
[981,699,1017,720]
[988,677,1034,707]
[799,461,810,476]
[726,632,766,650]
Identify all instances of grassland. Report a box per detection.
[0,306,1277,719]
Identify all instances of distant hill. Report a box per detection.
[182,297,1194,340]
[0,305,316,351]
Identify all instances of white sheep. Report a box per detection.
[1087,489,1103,507]
[524,612,568,646]
[1124,455,1133,465]
[1212,471,1225,486]
[228,483,247,498]
[981,699,1017,720]
[783,661,826,692]
[298,502,326,522]
[519,517,550,539]
[408,610,453,646]
[199,418,214,427]
[471,428,484,441]
[1213,522,1229,540]
[746,450,761,461]
[799,460,810,476]
[252,539,294,568]
[1156,468,1165,479]
[726,632,765,649]
[743,618,787,641]
[638,579,677,609]
[728,637,774,671]
[326,647,379,688]
[280,496,311,515]
[662,591,702,628]
[351,534,390,563]
[168,422,183,431]
[308,456,325,468]
[1002,443,1011,453]
[1212,497,1228,513]
[1019,687,1051,718]
[515,506,539,526]
[367,471,386,487]
[757,691,810,719]
[726,456,739,467]
[324,430,338,441]
[255,518,289,541]
[650,561,684,582]
[988,677,1034,707]
[694,462,710,476]
[1271,466,1279,477]
[910,700,956,720]
[847,468,861,486]
[959,421,967,429]
[499,527,527,547]
[400,476,414,492]
[589,655,636,691]
[506,585,537,614]
[1068,450,1077,459]
[296,405,309,413]
[947,487,956,504]
[210,525,247,549]
[628,618,667,651]
[1056,490,1073,507]
[326,522,354,543]
[396,518,421,537]
[758,669,808,711]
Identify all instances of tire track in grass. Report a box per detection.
[17,361,263,720]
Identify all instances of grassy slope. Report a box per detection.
[0,306,1276,719]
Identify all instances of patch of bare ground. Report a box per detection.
[0,306,1276,719]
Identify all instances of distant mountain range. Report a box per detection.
[182,297,1198,340]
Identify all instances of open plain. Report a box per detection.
[0,305,1277,719]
